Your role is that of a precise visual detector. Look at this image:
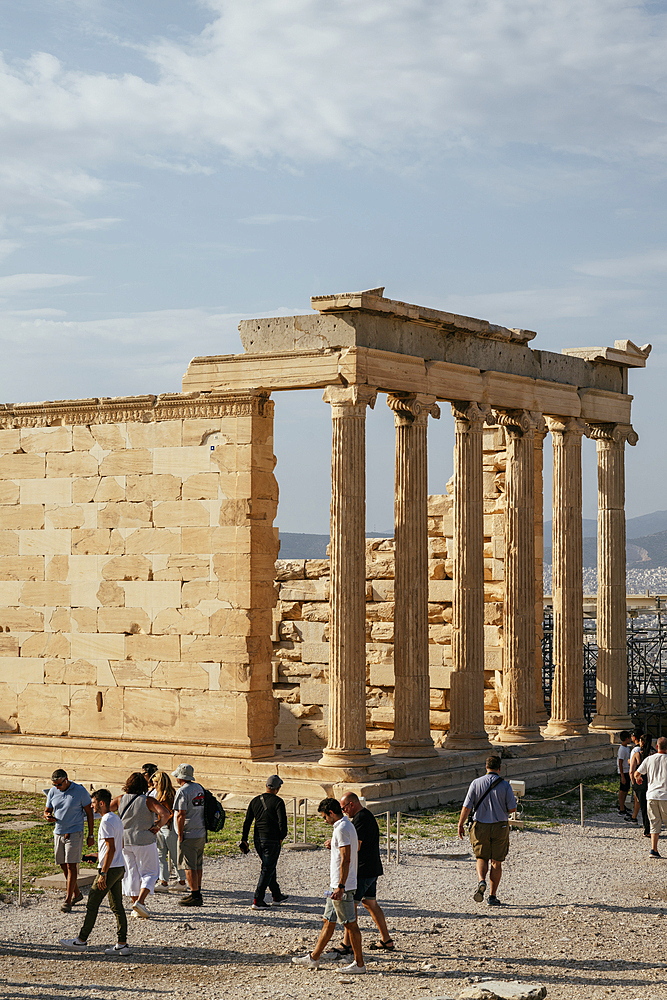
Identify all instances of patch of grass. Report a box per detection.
[519,772,619,826]
[0,790,57,893]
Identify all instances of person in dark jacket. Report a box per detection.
[241,774,289,909]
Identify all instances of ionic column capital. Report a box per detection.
[492,408,546,438]
[588,422,639,447]
[451,401,493,430]
[387,393,440,426]
[323,384,378,414]
[545,416,590,442]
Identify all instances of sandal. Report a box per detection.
[369,939,395,950]
[331,944,354,956]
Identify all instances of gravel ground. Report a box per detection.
[1,808,665,1000]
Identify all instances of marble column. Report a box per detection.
[320,385,377,767]
[444,402,493,750]
[589,423,638,734]
[387,393,440,758]
[494,409,545,743]
[545,417,589,736]
[534,427,549,723]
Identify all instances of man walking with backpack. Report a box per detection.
[172,763,206,907]
[458,755,517,907]
[240,774,289,909]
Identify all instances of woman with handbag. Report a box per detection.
[111,772,169,918]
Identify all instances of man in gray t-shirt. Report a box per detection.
[172,763,206,907]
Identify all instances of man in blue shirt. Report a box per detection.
[44,768,95,912]
[458,755,517,907]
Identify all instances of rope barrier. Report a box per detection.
[521,782,584,802]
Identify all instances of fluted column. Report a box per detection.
[545,417,589,736]
[589,423,638,734]
[494,409,545,743]
[387,393,440,758]
[444,402,493,750]
[534,427,549,722]
[320,385,377,767]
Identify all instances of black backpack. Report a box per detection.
[203,788,226,833]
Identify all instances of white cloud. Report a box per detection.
[239,214,319,225]
[575,249,667,280]
[24,218,122,234]
[0,0,666,220]
[0,240,21,261]
[0,273,87,294]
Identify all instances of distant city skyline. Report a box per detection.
[1,1,665,530]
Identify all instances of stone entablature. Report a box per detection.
[0,390,278,759]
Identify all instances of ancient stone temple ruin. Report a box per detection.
[0,289,650,808]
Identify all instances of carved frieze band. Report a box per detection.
[387,393,440,424]
[587,422,639,447]
[0,391,273,428]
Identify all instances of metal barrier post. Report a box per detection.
[580,783,584,829]
[18,843,23,907]
[303,798,308,843]
[293,797,298,842]
[386,811,391,863]
[396,812,401,864]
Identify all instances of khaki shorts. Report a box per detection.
[323,890,356,924]
[469,820,510,862]
[647,799,667,835]
[54,830,84,865]
[178,835,206,871]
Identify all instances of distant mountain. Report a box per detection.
[543,511,667,542]
[278,531,394,559]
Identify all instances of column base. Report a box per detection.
[589,714,633,735]
[495,726,544,744]
[318,748,372,767]
[543,719,589,737]
[442,730,493,751]
[535,709,549,724]
[387,738,438,758]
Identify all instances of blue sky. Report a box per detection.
[1,0,666,532]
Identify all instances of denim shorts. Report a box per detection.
[323,890,356,924]
[353,876,378,902]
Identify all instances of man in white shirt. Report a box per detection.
[292,797,365,974]
[617,731,633,816]
[635,735,667,859]
[60,788,130,956]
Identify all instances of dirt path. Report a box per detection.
[1,809,665,1000]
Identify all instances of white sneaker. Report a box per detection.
[340,961,366,974]
[292,952,319,970]
[132,901,149,918]
[105,944,131,956]
[154,884,169,894]
[60,938,87,951]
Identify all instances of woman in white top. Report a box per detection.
[111,771,169,919]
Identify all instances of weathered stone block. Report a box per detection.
[274,560,306,581]
[123,687,179,738]
[300,641,329,664]
[18,684,69,735]
[19,582,70,607]
[124,528,182,555]
[371,622,394,641]
[300,680,329,705]
[181,634,248,663]
[21,478,72,505]
[101,555,152,581]
[300,602,329,621]
[47,453,98,478]
[182,473,219,500]
[154,555,210,581]
[152,608,209,635]
[0,556,43,581]
[0,454,45,479]
[0,482,19,504]
[70,685,124,737]
[484,646,503,670]
[45,505,89,530]
[430,664,454,688]
[181,581,220,608]
[0,531,19,556]
[92,477,126,502]
[0,635,19,656]
[72,529,111,555]
[110,659,154,687]
[126,474,181,502]
[127,422,182,450]
[71,633,125,660]
[1,506,45,530]
[0,429,20,452]
[97,608,151,634]
[151,660,210,690]
[0,608,43,630]
[153,501,209,528]
[280,580,329,602]
[154,446,213,477]
[45,657,94,684]
[99,450,152,477]
[428,580,453,602]
[98,502,152,528]
[90,424,128,451]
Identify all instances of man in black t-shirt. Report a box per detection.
[335,792,394,952]
[241,775,289,909]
